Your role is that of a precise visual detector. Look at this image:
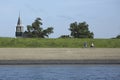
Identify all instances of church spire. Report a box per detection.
[15,12,24,38]
[17,13,22,25]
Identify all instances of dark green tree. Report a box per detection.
[116,35,120,39]
[69,22,94,38]
[59,35,71,38]
[24,18,53,38]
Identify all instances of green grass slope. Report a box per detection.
[0,38,120,48]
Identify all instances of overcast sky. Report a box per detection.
[0,0,120,38]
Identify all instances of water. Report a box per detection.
[0,65,120,80]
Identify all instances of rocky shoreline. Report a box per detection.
[0,59,120,65]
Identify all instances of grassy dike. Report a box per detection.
[0,38,120,48]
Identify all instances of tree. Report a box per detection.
[69,22,94,38]
[59,35,71,38]
[116,35,120,39]
[24,18,53,38]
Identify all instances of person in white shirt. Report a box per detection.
[91,42,94,48]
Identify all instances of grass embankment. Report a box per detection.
[0,38,120,48]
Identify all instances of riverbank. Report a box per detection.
[0,48,120,64]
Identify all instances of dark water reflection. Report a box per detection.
[0,65,120,80]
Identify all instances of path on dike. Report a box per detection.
[0,48,120,64]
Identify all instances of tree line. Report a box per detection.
[24,18,53,38]
[23,17,119,39]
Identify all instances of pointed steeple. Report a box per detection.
[15,12,24,38]
[17,12,22,25]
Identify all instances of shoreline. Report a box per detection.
[0,60,120,65]
[0,48,120,64]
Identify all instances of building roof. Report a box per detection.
[17,14,22,26]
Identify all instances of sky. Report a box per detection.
[0,0,120,38]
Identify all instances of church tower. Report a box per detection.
[15,14,24,37]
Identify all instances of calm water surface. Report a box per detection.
[0,65,120,80]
